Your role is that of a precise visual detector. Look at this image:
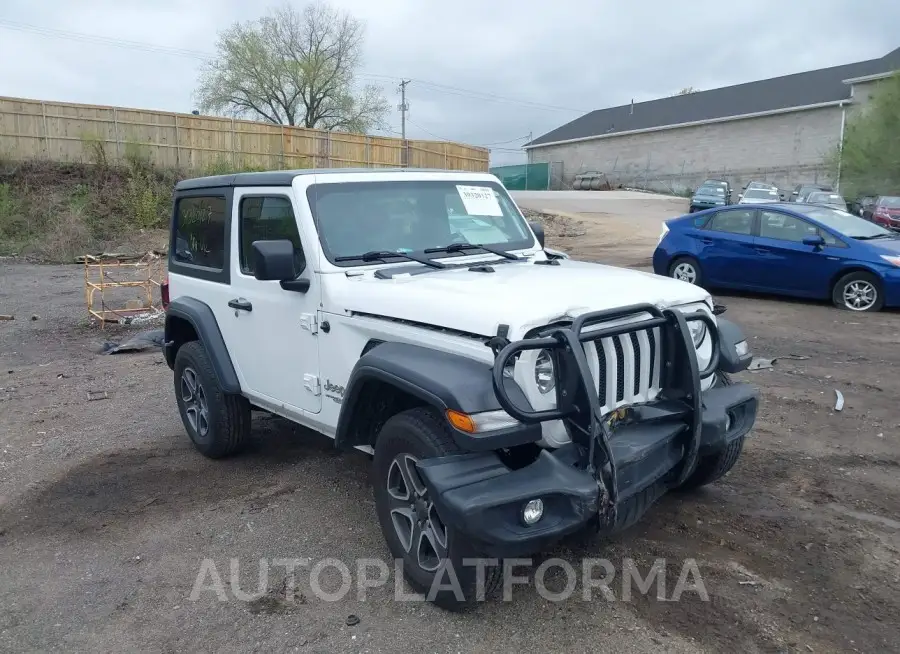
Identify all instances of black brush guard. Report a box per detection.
[490,303,719,528]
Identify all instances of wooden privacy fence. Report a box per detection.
[0,95,489,172]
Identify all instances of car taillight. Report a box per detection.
[161,276,170,309]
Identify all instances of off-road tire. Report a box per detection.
[677,371,744,490]
[372,407,502,610]
[669,256,703,286]
[173,340,250,459]
[831,270,884,312]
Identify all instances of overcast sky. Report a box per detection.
[1,1,898,166]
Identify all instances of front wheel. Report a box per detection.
[832,271,884,312]
[372,408,501,610]
[676,372,744,491]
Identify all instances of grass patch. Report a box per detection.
[0,155,290,262]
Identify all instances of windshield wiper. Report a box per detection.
[853,234,895,240]
[423,242,523,260]
[334,250,446,269]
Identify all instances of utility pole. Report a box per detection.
[398,80,410,140]
[525,131,532,190]
[398,79,410,167]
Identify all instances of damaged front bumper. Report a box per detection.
[417,303,758,558]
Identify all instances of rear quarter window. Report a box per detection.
[173,196,227,270]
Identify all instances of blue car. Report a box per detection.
[653,203,900,312]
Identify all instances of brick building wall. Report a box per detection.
[528,106,846,194]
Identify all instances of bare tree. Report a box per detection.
[674,87,700,96]
[195,2,389,133]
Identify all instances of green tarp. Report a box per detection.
[489,163,550,190]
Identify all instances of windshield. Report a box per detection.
[879,196,900,208]
[697,185,724,195]
[306,180,536,266]
[744,188,779,200]
[793,206,894,238]
[808,192,845,204]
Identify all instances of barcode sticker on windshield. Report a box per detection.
[456,185,503,216]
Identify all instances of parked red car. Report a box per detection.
[867,196,900,230]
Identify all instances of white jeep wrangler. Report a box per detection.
[163,168,758,608]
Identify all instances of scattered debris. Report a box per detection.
[30,314,39,321]
[346,614,360,626]
[100,329,165,355]
[778,354,810,361]
[86,390,109,401]
[748,357,775,371]
[834,390,844,412]
[739,580,759,586]
[0,315,14,321]
[115,310,165,327]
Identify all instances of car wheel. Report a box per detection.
[832,271,884,312]
[373,407,502,610]
[668,256,702,286]
[688,206,695,213]
[677,436,745,491]
[173,341,251,458]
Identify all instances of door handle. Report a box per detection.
[754,247,770,253]
[700,238,714,245]
[228,298,253,312]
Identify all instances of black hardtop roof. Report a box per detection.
[174,167,486,191]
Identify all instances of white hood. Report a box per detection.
[323,258,711,338]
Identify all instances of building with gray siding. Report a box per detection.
[525,47,900,194]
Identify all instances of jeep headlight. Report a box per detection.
[534,350,555,394]
[688,319,707,347]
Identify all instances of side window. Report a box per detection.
[759,211,819,243]
[239,196,305,275]
[174,196,227,270]
[705,209,754,235]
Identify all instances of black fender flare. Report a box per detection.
[164,296,241,394]
[716,317,753,374]
[334,341,540,451]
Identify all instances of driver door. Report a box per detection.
[752,210,846,296]
[217,188,322,415]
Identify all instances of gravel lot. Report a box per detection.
[1,192,899,653]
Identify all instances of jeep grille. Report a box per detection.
[589,326,662,414]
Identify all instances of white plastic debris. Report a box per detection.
[834,390,844,412]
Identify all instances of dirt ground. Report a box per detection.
[1,195,899,653]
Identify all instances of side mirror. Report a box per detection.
[544,247,570,260]
[252,240,310,292]
[802,234,825,249]
[737,194,743,201]
[529,221,545,248]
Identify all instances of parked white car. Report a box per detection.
[738,186,780,204]
[162,168,758,608]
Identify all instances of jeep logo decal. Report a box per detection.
[324,380,345,397]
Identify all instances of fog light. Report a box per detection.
[522,498,544,526]
[735,340,750,357]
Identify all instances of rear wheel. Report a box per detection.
[372,408,501,610]
[831,271,883,312]
[669,256,702,286]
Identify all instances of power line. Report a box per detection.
[410,80,587,114]
[405,119,449,142]
[0,19,588,115]
[479,134,531,147]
